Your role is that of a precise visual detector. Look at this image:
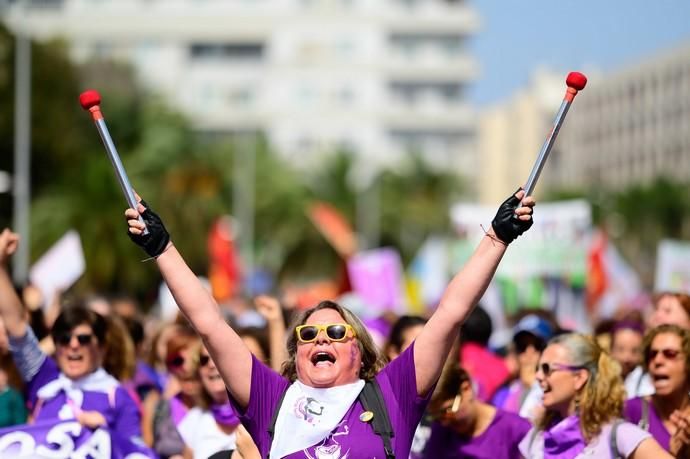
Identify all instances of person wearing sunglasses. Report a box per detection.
[624,324,690,456]
[177,344,261,459]
[519,332,670,458]
[492,313,555,421]
[125,188,535,458]
[421,362,530,459]
[150,327,203,459]
[0,229,150,453]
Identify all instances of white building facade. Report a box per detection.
[3,0,479,171]
[557,44,690,191]
[476,69,566,204]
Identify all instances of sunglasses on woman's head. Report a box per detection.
[647,348,683,361]
[56,333,94,347]
[538,362,587,377]
[295,323,356,343]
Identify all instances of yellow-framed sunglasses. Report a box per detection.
[295,323,356,343]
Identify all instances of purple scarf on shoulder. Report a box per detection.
[211,401,241,428]
[543,415,586,459]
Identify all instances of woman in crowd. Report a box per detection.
[493,313,554,420]
[149,325,203,458]
[458,305,510,402]
[422,362,530,458]
[649,292,690,330]
[177,343,260,458]
[384,315,429,458]
[384,315,427,361]
[125,188,535,457]
[624,324,690,456]
[0,229,148,451]
[519,332,669,458]
[609,319,653,399]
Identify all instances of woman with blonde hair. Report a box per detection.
[519,333,670,458]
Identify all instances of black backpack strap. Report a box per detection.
[359,379,395,459]
[268,389,288,442]
[609,419,623,459]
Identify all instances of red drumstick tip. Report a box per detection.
[566,72,587,91]
[79,90,101,110]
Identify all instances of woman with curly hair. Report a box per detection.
[624,324,690,456]
[125,189,536,458]
[519,333,670,458]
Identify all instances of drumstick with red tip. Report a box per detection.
[79,89,148,234]
[523,71,587,196]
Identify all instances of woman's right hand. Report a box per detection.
[124,198,171,258]
[0,229,19,266]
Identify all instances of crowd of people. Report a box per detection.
[0,189,688,458]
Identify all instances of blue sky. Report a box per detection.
[469,0,690,106]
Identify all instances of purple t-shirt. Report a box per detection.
[233,342,432,458]
[28,358,143,441]
[10,328,142,442]
[421,409,530,459]
[624,396,670,450]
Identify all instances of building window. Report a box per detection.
[189,43,264,61]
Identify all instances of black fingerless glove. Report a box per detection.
[128,200,171,258]
[491,188,533,244]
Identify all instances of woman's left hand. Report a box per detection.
[75,410,107,429]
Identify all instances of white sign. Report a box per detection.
[450,199,591,277]
[655,239,690,294]
[29,231,85,309]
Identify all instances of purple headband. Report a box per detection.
[611,320,644,335]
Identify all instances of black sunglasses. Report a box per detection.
[166,354,185,369]
[199,355,211,367]
[647,348,682,361]
[56,333,94,347]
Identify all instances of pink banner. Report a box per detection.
[347,247,405,313]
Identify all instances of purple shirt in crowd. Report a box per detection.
[232,342,432,458]
[421,408,530,459]
[624,396,670,451]
[9,327,142,442]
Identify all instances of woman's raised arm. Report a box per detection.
[412,189,535,396]
[0,229,29,339]
[126,201,253,408]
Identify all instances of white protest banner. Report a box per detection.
[655,239,690,295]
[450,199,591,278]
[29,230,85,309]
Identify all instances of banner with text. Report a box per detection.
[0,420,156,459]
